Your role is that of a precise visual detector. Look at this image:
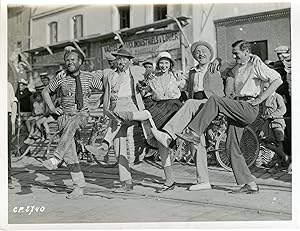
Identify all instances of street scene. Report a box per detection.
[5,2,294,230]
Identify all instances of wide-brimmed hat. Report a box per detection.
[155,52,176,67]
[274,45,289,54]
[191,40,214,61]
[64,46,85,62]
[105,53,116,61]
[111,48,135,59]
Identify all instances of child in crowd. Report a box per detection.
[24,92,45,144]
[35,93,59,141]
[260,84,289,167]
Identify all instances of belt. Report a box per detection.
[234,96,256,101]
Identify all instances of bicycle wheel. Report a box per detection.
[215,127,259,171]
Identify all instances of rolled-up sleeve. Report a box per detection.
[254,62,281,82]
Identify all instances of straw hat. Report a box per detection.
[191,40,214,61]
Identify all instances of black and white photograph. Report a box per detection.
[1,0,299,230]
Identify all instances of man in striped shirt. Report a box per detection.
[42,46,103,199]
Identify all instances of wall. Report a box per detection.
[180,3,290,69]
[218,17,290,62]
[7,6,31,56]
[31,5,113,48]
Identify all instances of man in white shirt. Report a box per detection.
[153,40,282,194]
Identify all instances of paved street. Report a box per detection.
[8,154,292,228]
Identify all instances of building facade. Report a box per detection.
[7,5,31,89]
[11,3,290,78]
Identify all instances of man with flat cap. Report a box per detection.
[105,53,117,70]
[41,46,103,199]
[89,47,146,192]
[271,45,291,116]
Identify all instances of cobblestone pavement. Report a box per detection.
[7,155,293,229]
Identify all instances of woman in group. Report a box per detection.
[86,51,186,192]
[140,51,186,192]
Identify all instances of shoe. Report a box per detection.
[42,158,59,170]
[156,182,176,193]
[66,187,84,199]
[189,182,211,191]
[114,183,134,193]
[176,130,201,146]
[230,184,259,194]
[85,145,108,156]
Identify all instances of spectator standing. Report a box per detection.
[8,82,18,189]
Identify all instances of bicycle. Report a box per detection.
[163,113,260,171]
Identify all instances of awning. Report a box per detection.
[24,15,190,54]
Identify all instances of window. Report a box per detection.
[49,22,58,44]
[73,15,83,39]
[16,11,22,24]
[154,4,167,21]
[250,40,268,61]
[17,41,22,48]
[118,6,130,29]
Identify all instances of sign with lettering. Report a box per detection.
[102,31,180,60]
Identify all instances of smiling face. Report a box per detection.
[64,52,82,73]
[232,44,250,64]
[158,58,171,73]
[116,56,130,72]
[193,45,211,65]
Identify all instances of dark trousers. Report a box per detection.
[193,91,207,100]
[188,95,259,185]
[8,113,12,182]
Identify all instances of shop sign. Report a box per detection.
[102,31,180,59]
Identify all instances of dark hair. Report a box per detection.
[231,40,251,52]
[33,92,42,99]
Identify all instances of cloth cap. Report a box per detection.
[142,59,154,66]
[132,57,145,64]
[111,47,135,59]
[274,46,289,53]
[155,52,176,67]
[18,78,28,85]
[191,40,214,61]
[40,72,48,78]
[63,46,85,62]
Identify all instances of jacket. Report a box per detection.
[187,67,225,99]
[101,65,145,114]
